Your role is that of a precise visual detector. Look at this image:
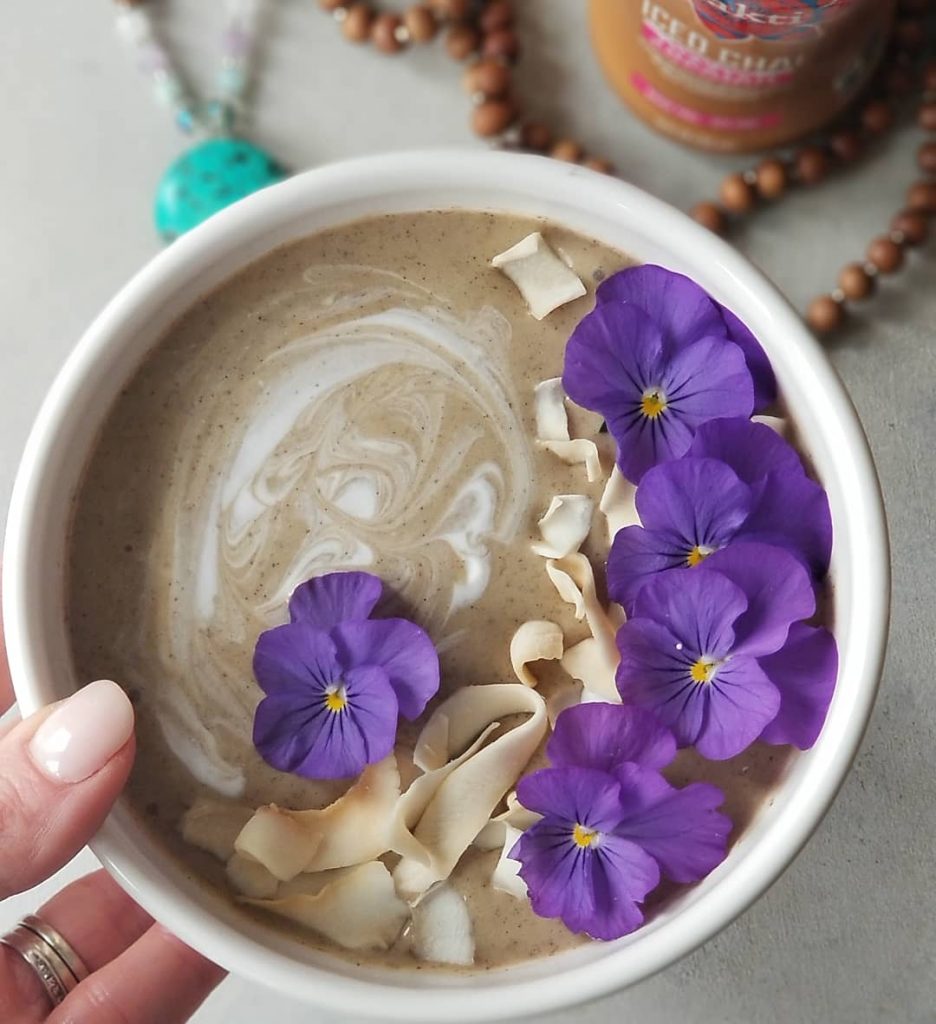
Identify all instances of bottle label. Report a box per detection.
[691,0,863,39]
[631,71,782,130]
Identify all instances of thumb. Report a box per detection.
[0,679,135,900]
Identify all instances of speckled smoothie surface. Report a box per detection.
[67,210,793,970]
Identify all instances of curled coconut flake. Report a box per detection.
[491,232,587,320]
[510,620,564,687]
[537,439,603,483]
[474,790,541,851]
[531,495,594,559]
[235,754,400,881]
[546,553,622,703]
[534,378,570,441]
[393,684,547,898]
[180,799,255,862]
[546,680,583,727]
[411,883,475,966]
[244,861,409,952]
[492,824,527,899]
[226,852,279,899]
[599,464,640,541]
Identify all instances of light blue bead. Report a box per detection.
[154,137,286,242]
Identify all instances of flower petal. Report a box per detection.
[547,702,677,773]
[595,265,723,357]
[288,571,383,629]
[511,821,659,940]
[562,301,665,416]
[607,404,695,484]
[630,567,747,658]
[688,417,803,485]
[717,305,777,412]
[606,525,688,614]
[742,469,833,578]
[614,764,731,882]
[663,337,755,426]
[253,623,340,696]
[758,623,838,749]
[701,542,816,658]
[696,655,780,760]
[515,766,624,831]
[253,664,398,780]
[332,618,440,721]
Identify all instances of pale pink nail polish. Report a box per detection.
[29,679,135,783]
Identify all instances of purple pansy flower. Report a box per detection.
[616,542,836,760]
[252,572,439,780]
[510,703,730,940]
[595,264,777,412]
[563,270,756,483]
[607,421,833,613]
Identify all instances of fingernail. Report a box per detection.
[29,680,135,783]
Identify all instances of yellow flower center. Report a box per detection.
[640,389,668,419]
[690,659,715,684]
[572,823,599,849]
[324,687,348,713]
[686,544,713,567]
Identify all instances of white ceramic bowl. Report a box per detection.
[3,150,889,1022]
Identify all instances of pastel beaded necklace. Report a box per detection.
[115,0,286,241]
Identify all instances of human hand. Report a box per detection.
[0,621,225,1022]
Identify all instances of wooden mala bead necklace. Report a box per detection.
[317,0,934,337]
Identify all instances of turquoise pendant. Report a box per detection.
[154,137,287,242]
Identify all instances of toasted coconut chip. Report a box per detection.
[492,824,527,899]
[580,686,611,704]
[599,465,640,541]
[244,862,409,952]
[752,414,789,438]
[491,232,586,320]
[226,852,279,899]
[180,799,255,862]
[411,883,475,966]
[510,620,564,687]
[474,789,541,851]
[234,755,401,881]
[537,439,603,483]
[393,684,547,898]
[546,561,587,620]
[546,680,583,726]
[534,378,570,441]
[531,495,594,559]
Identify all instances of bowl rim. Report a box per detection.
[2,149,890,1022]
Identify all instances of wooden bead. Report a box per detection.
[691,202,727,235]
[891,209,929,246]
[445,23,480,59]
[463,59,511,97]
[867,236,904,274]
[806,295,844,335]
[719,172,755,213]
[861,100,894,135]
[342,3,374,42]
[480,0,514,32]
[471,98,516,137]
[403,4,437,43]
[795,146,829,185]
[907,180,936,213]
[919,103,936,133]
[894,18,926,50]
[550,139,583,163]
[520,122,553,151]
[319,0,347,10]
[918,141,936,175]
[371,13,405,52]
[582,156,614,174]
[755,158,787,200]
[829,130,862,163]
[429,0,470,18]
[482,27,520,61]
[838,262,875,301]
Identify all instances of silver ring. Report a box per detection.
[1,916,89,1007]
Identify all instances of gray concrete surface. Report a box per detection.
[1,2,933,1021]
